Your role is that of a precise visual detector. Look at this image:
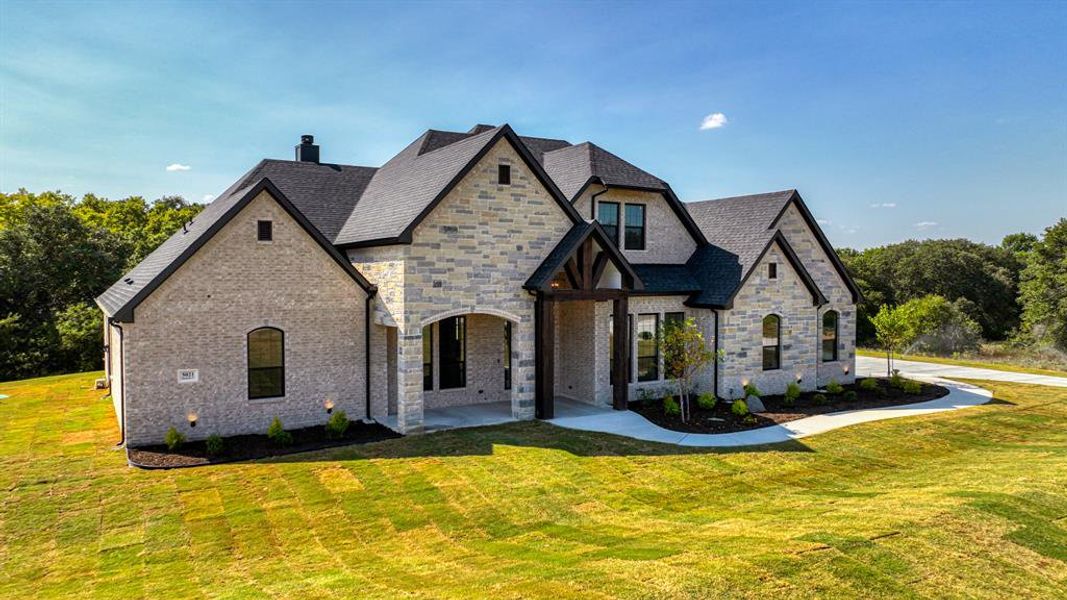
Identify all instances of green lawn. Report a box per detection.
[2,373,1065,599]
[857,348,1067,378]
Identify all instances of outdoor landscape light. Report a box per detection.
[843,365,850,375]
[187,411,198,428]
[741,378,749,388]
[324,398,335,414]
[795,373,803,383]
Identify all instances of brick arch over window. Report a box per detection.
[419,307,522,328]
[248,327,285,399]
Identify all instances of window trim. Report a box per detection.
[762,314,781,371]
[498,164,511,185]
[438,315,467,390]
[624,203,646,250]
[257,220,273,242]
[247,327,284,400]
[636,313,659,382]
[822,310,839,362]
[597,201,621,246]
[422,324,434,391]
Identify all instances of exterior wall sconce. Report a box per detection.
[741,378,750,387]
[843,365,850,375]
[795,373,803,383]
[187,411,198,428]
[324,398,335,414]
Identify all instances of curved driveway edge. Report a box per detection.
[856,355,1067,387]
[548,378,993,448]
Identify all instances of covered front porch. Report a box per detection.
[381,397,613,434]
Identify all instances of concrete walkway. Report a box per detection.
[856,355,1067,388]
[548,378,993,447]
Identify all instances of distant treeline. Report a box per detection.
[838,219,1067,353]
[0,190,204,381]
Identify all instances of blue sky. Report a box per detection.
[1,1,1064,249]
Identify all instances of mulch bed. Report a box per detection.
[629,377,950,434]
[127,420,402,469]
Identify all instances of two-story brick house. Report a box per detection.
[97,124,860,445]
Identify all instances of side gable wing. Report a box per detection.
[721,231,827,310]
[97,178,375,322]
[770,191,862,303]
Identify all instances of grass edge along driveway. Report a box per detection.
[857,347,1067,378]
[1,372,1065,599]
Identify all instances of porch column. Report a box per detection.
[612,296,629,410]
[396,328,424,433]
[535,294,555,419]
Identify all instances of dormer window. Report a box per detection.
[768,262,777,279]
[498,164,511,185]
[257,220,273,242]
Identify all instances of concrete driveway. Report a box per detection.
[856,355,1067,388]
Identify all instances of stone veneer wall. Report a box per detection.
[775,203,856,386]
[351,138,576,432]
[574,188,697,264]
[120,191,370,445]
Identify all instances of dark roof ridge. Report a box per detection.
[686,189,798,206]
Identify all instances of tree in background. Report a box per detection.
[898,295,982,355]
[660,317,714,423]
[1018,219,1067,351]
[871,304,910,376]
[0,189,204,380]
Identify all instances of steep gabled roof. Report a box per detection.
[334,124,583,247]
[96,178,375,322]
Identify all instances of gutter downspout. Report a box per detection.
[364,289,378,422]
[108,318,126,447]
[590,181,610,219]
[711,309,720,400]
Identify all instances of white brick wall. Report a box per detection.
[574,188,697,264]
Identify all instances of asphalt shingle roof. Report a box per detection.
[541,142,668,200]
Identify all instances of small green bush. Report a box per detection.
[784,382,801,407]
[843,390,858,403]
[696,392,717,410]
[826,379,844,395]
[890,372,906,389]
[205,434,224,456]
[164,427,185,451]
[812,393,828,405]
[743,382,761,398]
[903,380,922,395]
[859,378,879,392]
[325,410,350,439]
[743,414,757,424]
[731,399,749,416]
[663,395,680,416]
[267,417,293,446]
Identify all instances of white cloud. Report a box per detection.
[202,194,216,203]
[817,218,832,225]
[915,221,938,228]
[699,112,728,130]
[869,202,897,208]
[165,163,191,172]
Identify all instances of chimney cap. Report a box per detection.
[301,134,315,145]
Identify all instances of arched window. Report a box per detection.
[822,310,839,362]
[762,314,781,371]
[248,327,284,399]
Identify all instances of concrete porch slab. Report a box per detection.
[379,397,614,434]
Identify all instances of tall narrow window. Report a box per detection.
[248,327,284,399]
[768,262,777,279]
[762,315,781,371]
[624,204,646,250]
[422,325,433,391]
[822,310,839,362]
[597,201,620,245]
[503,321,512,390]
[257,220,273,242]
[498,164,511,185]
[636,313,659,381]
[439,316,466,389]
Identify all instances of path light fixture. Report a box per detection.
[324,398,335,414]
[187,411,198,428]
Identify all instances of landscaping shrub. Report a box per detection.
[663,396,680,416]
[164,427,185,451]
[859,378,879,392]
[826,379,844,395]
[731,399,749,416]
[205,434,224,456]
[267,417,293,447]
[812,393,828,405]
[325,410,350,439]
[696,392,716,410]
[843,390,858,402]
[743,382,761,398]
[784,382,801,407]
[903,380,922,395]
[890,371,906,389]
